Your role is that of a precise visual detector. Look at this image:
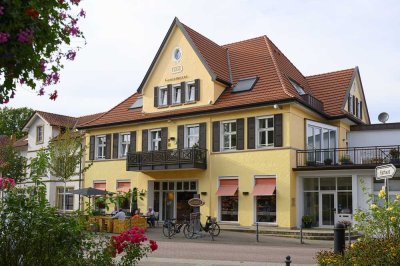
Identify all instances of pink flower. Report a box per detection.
[49,90,58,101]
[79,9,86,18]
[17,28,33,43]
[71,0,80,5]
[0,177,16,189]
[39,60,46,72]
[59,12,67,19]
[149,240,158,251]
[38,88,45,96]
[0,32,9,43]
[69,26,79,36]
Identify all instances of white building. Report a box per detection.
[16,111,102,211]
[295,122,400,228]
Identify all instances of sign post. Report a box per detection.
[375,164,397,204]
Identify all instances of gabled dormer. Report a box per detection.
[343,67,370,124]
[139,18,231,114]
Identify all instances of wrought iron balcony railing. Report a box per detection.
[296,145,400,169]
[126,148,207,171]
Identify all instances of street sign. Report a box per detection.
[375,164,397,180]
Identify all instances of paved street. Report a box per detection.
[137,227,333,266]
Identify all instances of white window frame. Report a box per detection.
[56,187,74,211]
[221,120,237,151]
[158,86,168,106]
[256,116,274,148]
[149,129,162,151]
[36,125,44,143]
[185,124,199,148]
[217,176,239,223]
[172,84,182,104]
[95,135,106,159]
[186,81,195,103]
[119,133,130,158]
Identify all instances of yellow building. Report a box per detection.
[79,18,370,228]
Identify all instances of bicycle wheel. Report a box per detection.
[183,223,195,239]
[209,223,220,237]
[163,222,175,238]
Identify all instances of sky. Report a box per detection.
[7,0,400,123]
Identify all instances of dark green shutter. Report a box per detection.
[355,98,359,117]
[105,134,112,159]
[177,125,184,149]
[247,117,255,149]
[274,114,283,147]
[161,127,168,150]
[194,79,200,101]
[348,96,351,112]
[167,84,172,105]
[112,133,119,158]
[129,131,136,153]
[142,130,148,152]
[212,121,220,152]
[236,118,244,150]
[154,87,159,107]
[180,82,186,103]
[199,122,206,149]
[89,136,95,160]
[360,101,363,119]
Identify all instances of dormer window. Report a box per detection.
[186,82,196,102]
[158,86,168,106]
[172,84,181,104]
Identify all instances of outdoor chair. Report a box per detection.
[153,211,159,227]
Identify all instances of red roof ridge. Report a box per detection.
[306,67,355,78]
[222,35,265,47]
[36,110,76,120]
[263,36,294,98]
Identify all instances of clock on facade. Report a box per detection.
[172,47,182,61]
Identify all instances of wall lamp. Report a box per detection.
[168,137,176,142]
[242,191,249,196]
[201,191,207,196]
[273,104,282,109]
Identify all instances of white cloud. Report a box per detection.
[8,0,400,123]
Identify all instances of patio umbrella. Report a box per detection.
[71,187,114,210]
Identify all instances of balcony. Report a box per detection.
[127,148,207,171]
[295,145,400,170]
[301,94,324,113]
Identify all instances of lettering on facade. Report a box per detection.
[171,65,183,74]
[165,75,188,82]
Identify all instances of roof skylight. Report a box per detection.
[129,97,143,109]
[289,79,306,95]
[232,77,258,93]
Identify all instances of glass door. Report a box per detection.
[320,192,336,227]
[162,191,175,220]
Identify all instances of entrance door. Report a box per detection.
[176,192,193,222]
[320,192,336,227]
[162,191,175,220]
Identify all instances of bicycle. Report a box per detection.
[185,214,220,240]
[162,215,191,239]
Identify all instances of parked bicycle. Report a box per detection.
[185,214,220,240]
[163,215,191,239]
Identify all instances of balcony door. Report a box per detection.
[306,120,338,163]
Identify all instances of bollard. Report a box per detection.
[285,255,291,266]
[256,222,259,242]
[300,225,304,244]
[334,223,346,253]
[348,225,351,245]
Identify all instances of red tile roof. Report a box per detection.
[28,111,105,129]
[306,68,355,116]
[79,19,363,129]
[13,136,28,147]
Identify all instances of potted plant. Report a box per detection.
[340,155,353,165]
[324,158,333,166]
[306,160,316,167]
[389,148,400,164]
[302,215,313,228]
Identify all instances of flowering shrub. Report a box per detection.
[0,0,86,103]
[111,227,158,266]
[316,185,400,265]
[0,176,15,190]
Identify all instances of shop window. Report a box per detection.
[256,196,276,222]
[154,182,160,191]
[320,178,336,190]
[338,192,352,214]
[304,178,319,191]
[303,191,319,226]
[217,178,239,222]
[337,177,352,191]
[177,182,182,190]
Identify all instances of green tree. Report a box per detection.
[0,0,86,102]
[0,107,33,138]
[47,128,90,213]
[0,141,27,182]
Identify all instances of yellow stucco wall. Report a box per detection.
[343,74,369,124]
[141,25,225,113]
